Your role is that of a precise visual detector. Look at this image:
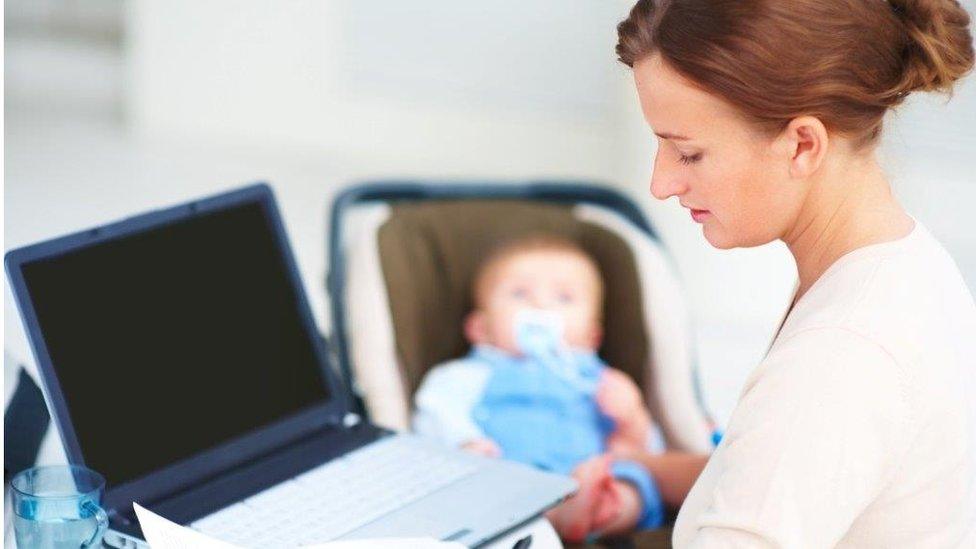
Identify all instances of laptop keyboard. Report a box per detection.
[190,435,480,547]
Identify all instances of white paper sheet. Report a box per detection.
[133,504,237,549]
[132,503,466,549]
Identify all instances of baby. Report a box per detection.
[413,235,666,542]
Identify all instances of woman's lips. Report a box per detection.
[690,209,710,223]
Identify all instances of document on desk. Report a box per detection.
[133,504,237,549]
[133,503,466,549]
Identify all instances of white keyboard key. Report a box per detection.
[245,480,304,509]
[190,436,479,547]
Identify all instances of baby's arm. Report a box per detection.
[412,360,500,456]
[597,368,652,453]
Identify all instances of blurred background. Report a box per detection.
[5,0,975,451]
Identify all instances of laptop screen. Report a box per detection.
[19,201,331,488]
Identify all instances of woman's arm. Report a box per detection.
[620,451,709,510]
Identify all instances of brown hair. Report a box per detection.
[471,234,604,310]
[616,0,975,150]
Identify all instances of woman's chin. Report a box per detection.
[703,224,779,250]
[702,225,737,250]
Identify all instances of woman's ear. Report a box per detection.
[464,311,488,345]
[781,115,829,179]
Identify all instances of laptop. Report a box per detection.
[5,183,576,548]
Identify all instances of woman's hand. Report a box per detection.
[545,454,620,542]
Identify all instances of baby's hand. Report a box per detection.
[597,369,645,422]
[597,369,651,447]
[460,437,502,458]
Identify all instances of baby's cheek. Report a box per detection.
[564,331,585,348]
[565,322,599,350]
[491,317,521,353]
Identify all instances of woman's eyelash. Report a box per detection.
[679,153,702,165]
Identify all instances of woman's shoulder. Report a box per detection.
[752,327,910,412]
[780,222,976,375]
[762,222,976,442]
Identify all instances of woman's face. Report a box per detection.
[633,54,806,249]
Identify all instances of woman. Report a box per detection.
[616,0,975,546]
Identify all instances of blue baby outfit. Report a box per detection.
[416,342,665,530]
[469,346,664,529]
[470,345,611,472]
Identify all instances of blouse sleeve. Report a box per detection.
[682,327,914,548]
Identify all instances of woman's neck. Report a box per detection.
[782,153,914,303]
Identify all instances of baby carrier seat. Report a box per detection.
[326,181,717,453]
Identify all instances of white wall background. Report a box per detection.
[5,0,975,441]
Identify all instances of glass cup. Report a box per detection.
[10,465,109,549]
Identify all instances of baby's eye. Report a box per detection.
[510,287,530,300]
[557,291,575,304]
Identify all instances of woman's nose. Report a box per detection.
[649,152,688,201]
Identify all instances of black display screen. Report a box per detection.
[20,202,330,487]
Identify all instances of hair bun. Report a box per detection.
[886,0,975,97]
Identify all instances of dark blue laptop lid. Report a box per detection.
[5,183,349,515]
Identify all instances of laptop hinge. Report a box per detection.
[129,416,358,515]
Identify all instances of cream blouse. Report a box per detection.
[673,221,976,548]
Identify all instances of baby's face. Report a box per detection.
[466,250,603,355]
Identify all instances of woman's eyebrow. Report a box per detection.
[655,131,692,141]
